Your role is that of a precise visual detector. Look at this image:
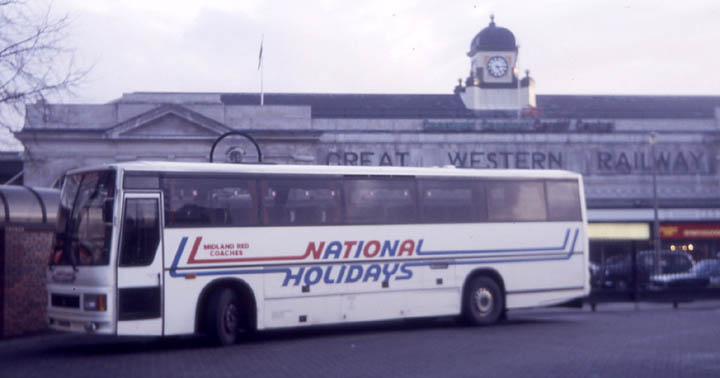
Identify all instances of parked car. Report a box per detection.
[598,250,694,291]
[649,259,720,290]
[588,262,602,288]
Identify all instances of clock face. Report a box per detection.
[487,56,509,78]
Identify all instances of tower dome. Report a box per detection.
[467,15,517,56]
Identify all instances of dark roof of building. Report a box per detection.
[220,93,720,120]
[221,93,479,119]
[536,95,720,119]
[468,17,517,56]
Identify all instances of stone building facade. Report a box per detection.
[13,18,720,265]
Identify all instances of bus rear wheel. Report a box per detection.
[463,276,504,326]
[205,288,240,346]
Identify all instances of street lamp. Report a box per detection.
[650,132,661,275]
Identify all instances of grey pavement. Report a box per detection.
[1,301,719,378]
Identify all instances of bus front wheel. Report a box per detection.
[205,288,240,346]
[463,276,504,326]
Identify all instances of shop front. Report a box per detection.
[660,223,720,262]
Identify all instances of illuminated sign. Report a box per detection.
[588,223,650,240]
[660,223,720,239]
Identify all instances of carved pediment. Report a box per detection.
[106,104,231,139]
[121,113,218,137]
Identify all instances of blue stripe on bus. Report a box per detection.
[413,229,581,268]
[168,228,582,278]
[169,237,188,277]
[415,228,570,256]
[569,228,578,255]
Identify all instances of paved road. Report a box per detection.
[2,301,720,378]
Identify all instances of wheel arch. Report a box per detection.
[195,278,257,334]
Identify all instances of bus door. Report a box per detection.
[116,192,164,335]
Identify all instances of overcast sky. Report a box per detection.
[49,0,719,104]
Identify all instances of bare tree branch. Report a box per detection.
[0,0,90,133]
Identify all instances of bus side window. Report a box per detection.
[174,188,210,225]
[487,181,547,222]
[262,178,341,226]
[419,180,485,223]
[546,180,581,221]
[207,179,258,226]
[344,177,417,225]
[162,178,210,226]
[262,184,289,225]
[162,176,258,227]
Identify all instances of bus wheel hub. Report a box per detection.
[474,288,493,314]
[224,303,239,333]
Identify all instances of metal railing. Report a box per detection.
[588,249,720,306]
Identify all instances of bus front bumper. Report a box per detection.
[47,310,114,335]
[47,284,115,335]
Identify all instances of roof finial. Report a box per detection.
[490,14,495,26]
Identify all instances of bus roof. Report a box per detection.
[66,160,581,180]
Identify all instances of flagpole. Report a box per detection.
[259,35,264,106]
[516,53,521,120]
[516,67,521,119]
[261,61,264,106]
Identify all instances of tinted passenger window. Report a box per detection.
[119,198,159,267]
[487,181,547,221]
[262,179,341,226]
[162,176,258,227]
[546,181,582,221]
[345,178,417,224]
[419,180,486,223]
[209,180,258,226]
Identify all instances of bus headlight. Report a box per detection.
[83,294,107,312]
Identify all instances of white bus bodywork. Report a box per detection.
[47,162,589,340]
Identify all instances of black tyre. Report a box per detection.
[205,288,240,346]
[463,276,504,326]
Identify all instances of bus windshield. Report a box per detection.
[51,170,116,267]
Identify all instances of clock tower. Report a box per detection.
[456,16,536,111]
